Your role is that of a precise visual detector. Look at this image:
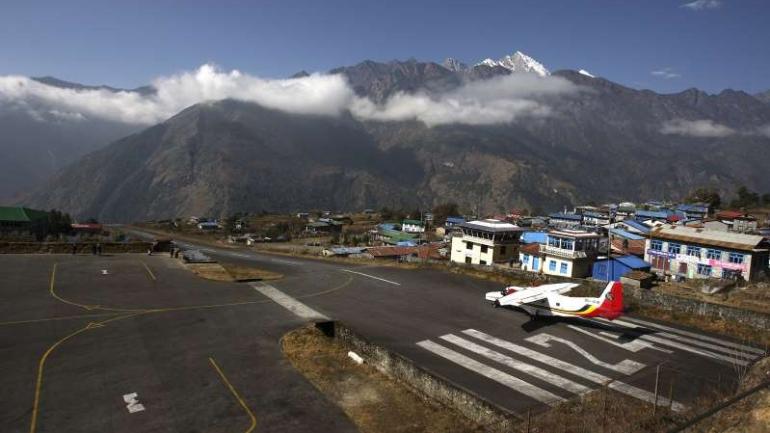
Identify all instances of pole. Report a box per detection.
[526,408,531,433]
[653,364,661,416]
[668,376,675,411]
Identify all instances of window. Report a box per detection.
[522,254,529,263]
[697,264,712,276]
[706,249,721,260]
[479,260,487,265]
[549,260,557,272]
[560,263,568,274]
[687,246,700,257]
[466,242,473,250]
[500,246,506,255]
[465,257,472,264]
[669,243,681,255]
[561,238,574,250]
[548,236,559,247]
[651,240,662,251]
[480,245,488,254]
[728,252,744,264]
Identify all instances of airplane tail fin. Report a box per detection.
[594,281,624,320]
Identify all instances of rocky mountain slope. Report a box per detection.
[18,54,770,221]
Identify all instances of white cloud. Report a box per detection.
[757,125,770,138]
[681,0,721,10]
[0,64,581,127]
[0,65,357,125]
[651,68,681,79]
[661,119,735,137]
[350,73,581,126]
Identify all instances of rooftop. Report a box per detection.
[549,229,602,239]
[549,212,582,221]
[459,219,522,233]
[651,225,769,251]
[0,206,48,223]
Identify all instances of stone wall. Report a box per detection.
[0,241,154,254]
[327,321,521,433]
[627,287,770,331]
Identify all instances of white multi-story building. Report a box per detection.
[521,229,602,278]
[450,219,523,266]
[401,219,426,233]
[644,225,770,281]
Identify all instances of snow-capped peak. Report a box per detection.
[578,69,595,78]
[441,57,469,72]
[474,51,550,76]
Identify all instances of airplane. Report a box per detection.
[485,280,624,320]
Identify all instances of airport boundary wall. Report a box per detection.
[0,241,153,254]
[323,321,522,433]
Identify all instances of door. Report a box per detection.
[533,257,540,271]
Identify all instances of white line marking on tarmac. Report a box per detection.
[613,316,765,355]
[440,334,591,395]
[599,318,757,363]
[526,333,645,375]
[417,340,564,405]
[250,282,329,320]
[566,324,660,353]
[462,329,686,412]
[595,331,674,354]
[341,269,401,286]
[123,393,145,413]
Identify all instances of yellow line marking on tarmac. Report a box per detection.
[209,357,257,433]
[140,261,156,281]
[296,275,354,299]
[48,263,146,313]
[0,312,116,327]
[28,312,137,433]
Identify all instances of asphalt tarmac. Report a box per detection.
[2,236,766,432]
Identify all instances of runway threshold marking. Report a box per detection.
[340,269,400,286]
[459,329,686,412]
[208,357,257,433]
[250,282,329,320]
[417,340,565,406]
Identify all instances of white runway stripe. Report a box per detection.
[603,318,758,362]
[615,316,765,355]
[340,269,401,286]
[440,334,591,395]
[416,340,565,405]
[462,329,686,412]
[526,333,645,375]
[596,331,673,354]
[250,282,330,320]
[567,324,659,353]
[628,333,751,366]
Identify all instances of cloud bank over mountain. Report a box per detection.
[0,63,579,127]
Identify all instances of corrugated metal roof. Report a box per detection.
[609,228,645,240]
[635,210,668,219]
[0,206,48,222]
[549,212,582,221]
[651,225,768,251]
[521,231,548,244]
[615,255,651,269]
[622,220,651,234]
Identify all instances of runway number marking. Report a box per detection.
[123,393,145,413]
[526,333,645,375]
[340,269,401,286]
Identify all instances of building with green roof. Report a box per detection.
[0,206,50,235]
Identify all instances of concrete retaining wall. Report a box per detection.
[325,321,521,433]
[627,287,770,331]
[0,241,153,254]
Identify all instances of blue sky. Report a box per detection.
[1,0,768,94]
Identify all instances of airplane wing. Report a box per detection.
[496,283,578,307]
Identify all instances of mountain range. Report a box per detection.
[7,51,770,221]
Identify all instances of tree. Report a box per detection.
[685,187,721,210]
[730,186,760,209]
[762,193,770,207]
[432,202,460,225]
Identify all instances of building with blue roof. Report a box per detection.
[520,231,548,244]
[609,228,645,241]
[634,210,669,222]
[592,255,651,281]
[445,216,466,227]
[618,219,651,235]
[548,212,582,229]
[675,203,710,219]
